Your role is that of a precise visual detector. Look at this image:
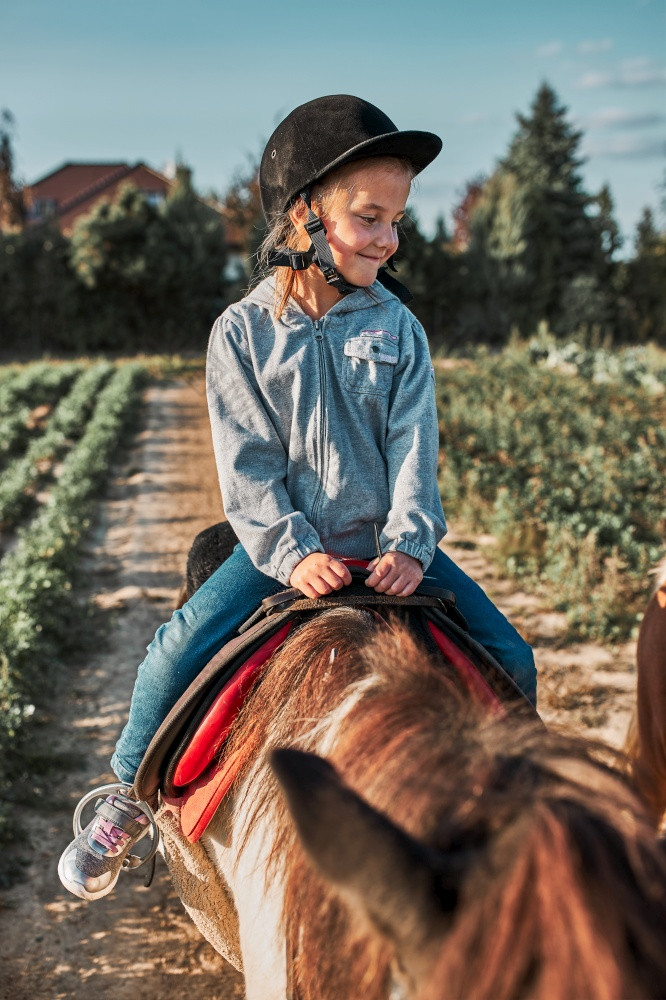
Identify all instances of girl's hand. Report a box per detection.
[290,553,352,598]
[365,551,423,596]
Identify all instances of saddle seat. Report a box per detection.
[134,564,534,843]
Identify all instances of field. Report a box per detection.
[436,337,666,640]
[0,361,146,841]
[0,343,663,995]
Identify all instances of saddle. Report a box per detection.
[134,566,534,843]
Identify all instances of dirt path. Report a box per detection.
[0,376,637,999]
[0,377,244,1000]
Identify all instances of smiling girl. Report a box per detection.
[58,95,536,902]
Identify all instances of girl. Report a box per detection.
[58,95,536,901]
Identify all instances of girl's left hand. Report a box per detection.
[365,551,423,596]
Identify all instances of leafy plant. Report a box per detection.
[0,362,113,527]
[436,344,665,639]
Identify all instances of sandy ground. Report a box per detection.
[0,375,637,999]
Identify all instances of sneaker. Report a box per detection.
[58,790,151,901]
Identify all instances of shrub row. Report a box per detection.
[0,362,82,467]
[0,362,114,528]
[0,363,146,844]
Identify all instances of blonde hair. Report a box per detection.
[256,156,415,320]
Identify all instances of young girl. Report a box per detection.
[58,94,536,901]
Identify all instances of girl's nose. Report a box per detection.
[375,223,399,252]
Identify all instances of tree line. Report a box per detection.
[1,83,664,356]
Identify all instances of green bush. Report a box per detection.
[0,362,113,527]
[0,362,82,469]
[436,342,665,639]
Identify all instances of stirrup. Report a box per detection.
[72,781,160,871]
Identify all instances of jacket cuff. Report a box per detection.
[384,538,434,572]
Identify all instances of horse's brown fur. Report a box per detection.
[221,609,666,1000]
[628,558,666,825]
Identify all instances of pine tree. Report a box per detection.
[0,110,25,231]
[635,206,659,256]
[467,83,608,338]
[594,183,622,264]
[626,207,666,343]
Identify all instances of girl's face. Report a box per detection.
[320,161,410,286]
[304,161,411,288]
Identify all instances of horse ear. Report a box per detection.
[271,748,460,964]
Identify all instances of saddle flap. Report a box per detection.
[134,611,295,803]
[170,746,247,843]
[172,621,293,787]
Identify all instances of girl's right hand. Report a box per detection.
[289,553,352,598]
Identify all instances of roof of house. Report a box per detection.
[25,161,176,233]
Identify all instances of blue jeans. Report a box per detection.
[111,543,536,783]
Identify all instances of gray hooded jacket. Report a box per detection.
[206,275,446,585]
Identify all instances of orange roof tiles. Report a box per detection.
[24,161,174,234]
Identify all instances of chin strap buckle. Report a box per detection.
[304,215,327,239]
[287,249,312,270]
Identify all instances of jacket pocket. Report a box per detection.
[344,332,398,396]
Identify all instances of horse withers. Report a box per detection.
[151,524,666,1000]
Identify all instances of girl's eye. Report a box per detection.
[360,216,375,225]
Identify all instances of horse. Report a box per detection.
[153,526,666,1000]
[626,557,666,827]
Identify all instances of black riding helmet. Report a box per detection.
[259,95,442,300]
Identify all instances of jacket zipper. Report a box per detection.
[310,319,328,530]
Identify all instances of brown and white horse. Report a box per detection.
[627,557,666,827]
[157,594,666,1000]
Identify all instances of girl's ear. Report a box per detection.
[288,196,308,229]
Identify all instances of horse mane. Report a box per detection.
[652,554,666,593]
[220,608,666,1000]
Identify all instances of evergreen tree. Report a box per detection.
[594,183,622,263]
[394,212,461,344]
[465,168,531,341]
[0,110,25,231]
[625,207,666,344]
[635,206,659,256]
[467,83,609,339]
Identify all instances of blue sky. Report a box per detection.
[2,0,665,251]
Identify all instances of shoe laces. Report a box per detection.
[89,795,147,852]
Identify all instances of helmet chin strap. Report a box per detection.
[298,189,358,296]
[265,189,413,304]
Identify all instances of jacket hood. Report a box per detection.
[243,273,399,317]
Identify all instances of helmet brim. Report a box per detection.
[276,130,442,215]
